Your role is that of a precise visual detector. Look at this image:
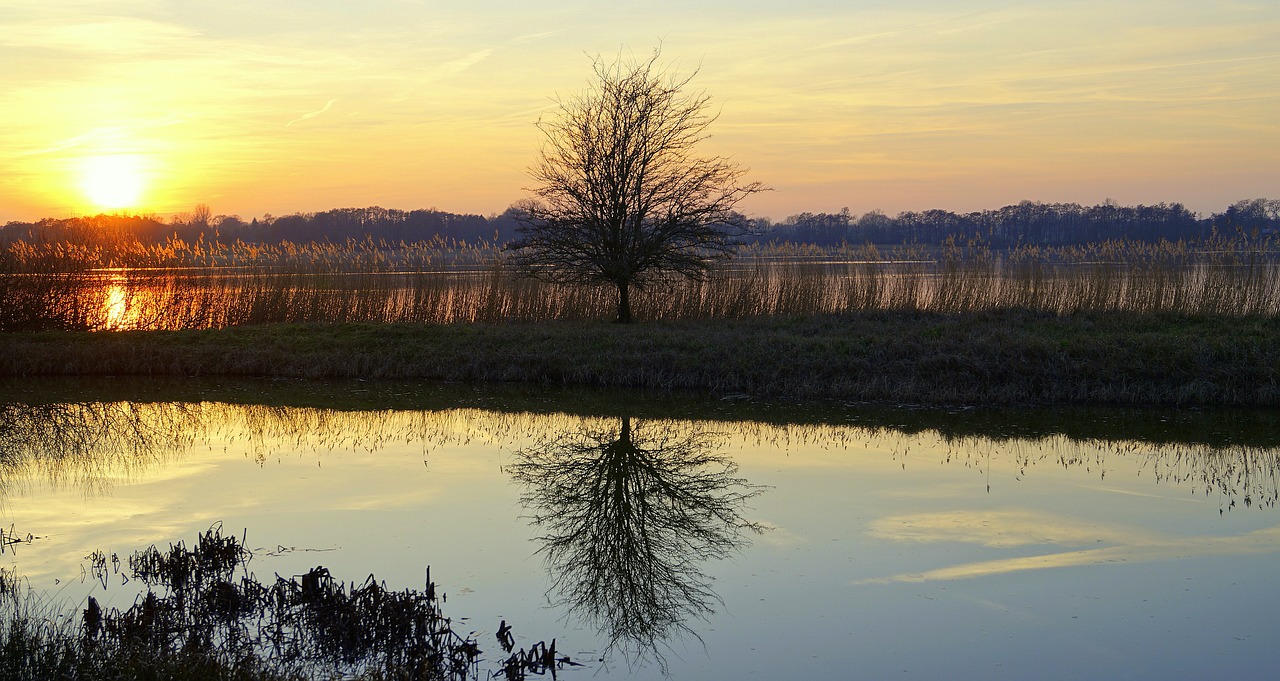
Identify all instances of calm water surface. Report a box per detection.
[3,378,1279,679]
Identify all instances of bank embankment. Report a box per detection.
[2,310,1276,407]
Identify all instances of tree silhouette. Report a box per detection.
[506,416,765,667]
[509,50,765,322]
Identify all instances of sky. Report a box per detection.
[1,0,1277,224]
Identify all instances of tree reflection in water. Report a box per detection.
[507,416,766,667]
[0,401,205,499]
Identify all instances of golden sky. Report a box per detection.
[2,0,1277,223]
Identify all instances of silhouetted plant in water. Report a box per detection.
[0,525,560,680]
[1,525,38,555]
[0,566,16,597]
[507,417,766,668]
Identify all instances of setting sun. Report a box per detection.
[79,154,148,211]
[1,1,1274,224]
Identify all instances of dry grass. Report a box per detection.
[2,236,1278,331]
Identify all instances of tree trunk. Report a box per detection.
[615,282,633,323]
[618,416,631,446]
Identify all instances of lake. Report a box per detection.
[3,377,1279,679]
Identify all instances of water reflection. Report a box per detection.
[102,281,129,329]
[507,417,765,666]
[5,383,1280,678]
[0,398,531,498]
[0,401,205,498]
[861,509,1280,584]
[3,390,1280,513]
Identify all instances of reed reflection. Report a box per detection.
[0,401,206,499]
[507,416,765,666]
[0,399,531,500]
[3,394,1280,515]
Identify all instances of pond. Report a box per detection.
[3,377,1280,679]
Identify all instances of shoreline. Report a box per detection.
[3,310,1277,407]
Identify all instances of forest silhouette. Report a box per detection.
[3,198,1277,252]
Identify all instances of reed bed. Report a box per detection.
[2,237,1278,331]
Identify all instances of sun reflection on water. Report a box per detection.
[102,282,129,330]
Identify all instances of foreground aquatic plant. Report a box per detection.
[1,525,38,555]
[1,525,562,681]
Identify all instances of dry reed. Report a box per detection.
[2,236,1278,331]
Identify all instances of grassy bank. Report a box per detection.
[3,310,1277,407]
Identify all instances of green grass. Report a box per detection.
[3,310,1276,407]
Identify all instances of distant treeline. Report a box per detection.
[0,205,523,249]
[2,199,1277,250]
[751,198,1280,247]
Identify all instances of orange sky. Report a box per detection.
[2,0,1277,224]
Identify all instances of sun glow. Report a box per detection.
[79,154,148,211]
[101,282,131,330]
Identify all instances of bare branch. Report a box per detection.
[509,49,766,321]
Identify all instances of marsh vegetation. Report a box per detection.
[1,525,562,681]
[2,237,1279,332]
[2,207,1278,407]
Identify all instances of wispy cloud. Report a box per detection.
[0,16,199,55]
[817,2,1028,50]
[857,510,1280,585]
[436,49,493,78]
[387,48,497,102]
[286,99,338,127]
[512,29,562,44]
[16,118,183,157]
[866,509,1149,548]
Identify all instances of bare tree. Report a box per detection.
[190,203,212,229]
[509,50,765,322]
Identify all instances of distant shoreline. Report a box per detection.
[3,311,1277,407]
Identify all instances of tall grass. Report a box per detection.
[2,236,1278,331]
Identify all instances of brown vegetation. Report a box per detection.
[2,524,557,680]
[2,235,1276,408]
[1,237,1278,331]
